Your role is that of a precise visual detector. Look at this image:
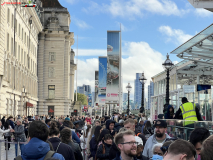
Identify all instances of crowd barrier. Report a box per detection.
[162,119,213,140]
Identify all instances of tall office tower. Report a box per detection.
[148,81,154,110]
[134,73,142,110]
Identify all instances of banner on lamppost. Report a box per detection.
[95,71,99,106]
[98,56,107,104]
[106,31,120,104]
[88,94,92,107]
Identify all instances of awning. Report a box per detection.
[26,102,34,108]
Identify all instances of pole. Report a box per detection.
[76,36,78,101]
[127,91,130,115]
[141,82,144,113]
[119,24,122,113]
[166,69,170,106]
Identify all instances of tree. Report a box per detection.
[74,93,87,105]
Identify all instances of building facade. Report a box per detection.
[148,81,154,110]
[134,73,142,109]
[37,0,76,116]
[0,0,43,117]
[77,84,91,96]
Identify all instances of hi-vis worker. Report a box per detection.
[174,97,203,127]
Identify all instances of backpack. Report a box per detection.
[15,151,55,160]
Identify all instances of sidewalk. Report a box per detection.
[0,141,21,160]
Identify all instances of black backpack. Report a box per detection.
[15,151,55,160]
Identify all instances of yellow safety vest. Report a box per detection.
[180,102,198,126]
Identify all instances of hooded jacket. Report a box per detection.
[20,137,65,160]
[142,133,171,158]
[165,105,174,119]
[106,119,116,136]
[96,142,112,160]
[48,137,75,160]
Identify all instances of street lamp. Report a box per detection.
[139,72,147,113]
[162,53,174,114]
[126,83,132,115]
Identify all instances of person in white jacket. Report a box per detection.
[0,121,11,140]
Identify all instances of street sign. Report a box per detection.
[183,85,195,93]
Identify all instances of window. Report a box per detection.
[11,38,13,54]
[18,45,20,60]
[15,18,17,32]
[48,85,55,99]
[7,33,9,51]
[11,14,14,28]
[24,51,26,65]
[18,24,20,37]
[21,28,23,40]
[24,32,26,43]
[21,49,23,63]
[49,52,56,61]
[7,8,10,24]
[48,67,55,78]
[15,42,17,57]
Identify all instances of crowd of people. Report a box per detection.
[0,106,212,160]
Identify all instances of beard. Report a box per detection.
[156,132,164,138]
[123,147,137,157]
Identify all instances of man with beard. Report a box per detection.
[143,120,170,158]
[114,130,137,160]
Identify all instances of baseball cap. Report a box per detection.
[135,136,143,146]
[119,120,124,123]
[154,120,167,128]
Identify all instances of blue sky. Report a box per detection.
[59,0,213,99]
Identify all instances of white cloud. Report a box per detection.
[75,41,165,99]
[173,61,178,65]
[72,17,92,29]
[83,0,189,19]
[195,8,213,17]
[159,25,193,45]
[65,0,76,5]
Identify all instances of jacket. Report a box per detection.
[109,142,119,160]
[9,120,15,129]
[106,120,116,136]
[164,105,174,119]
[0,128,10,140]
[48,137,75,160]
[14,125,26,142]
[20,137,65,160]
[113,154,137,160]
[59,126,80,144]
[174,103,203,121]
[67,141,83,160]
[96,142,112,160]
[142,133,171,158]
[90,137,97,159]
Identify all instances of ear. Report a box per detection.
[117,144,123,151]
[163,151,168,157]
[180,154,187,160]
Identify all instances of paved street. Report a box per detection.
[0,141,21,160]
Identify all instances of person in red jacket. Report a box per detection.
[85,115,91,124]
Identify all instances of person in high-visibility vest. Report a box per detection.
[174,97,202,139]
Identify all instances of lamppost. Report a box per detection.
[162,53,174,114]
[139,72,147,113]
[126,83,132,115]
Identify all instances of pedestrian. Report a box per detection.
[189,127,210,160]
[23,117,29,138]
[163,139,196,160]
[45,119,51,128]
[143,121,154,139]
[48,122,75,160]
[124,119,147,146]
[60,128,83,160]
[113,130,137,160]
[90,126,102,159]
[174,97,202,138]
[106,119,117,137]
[1,116,5,126]
[85,115,92,124]
[0,121,12,140]
[94,120,101,126]
[151,143,163,160]
[97,129,110,146]
[13,119,26,156]
[142,120,170,158]
[87,126,96,158]
[135,136,149,160]
[96,134,113,160]
[160,140,174,157]
[3,120,12,150]
[15,121,65,160]
[164,105,174,119]
[7,116,15,129]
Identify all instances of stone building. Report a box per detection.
[37,0,76,116]
[0,0,43,117]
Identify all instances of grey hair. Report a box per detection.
[119,127,128,133]
[17,119,22,123]
[152,143,163,154]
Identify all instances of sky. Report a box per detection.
[58,0,213,100]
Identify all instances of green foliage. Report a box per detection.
[74,93,87,105]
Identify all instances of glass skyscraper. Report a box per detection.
[134,73,142,109]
